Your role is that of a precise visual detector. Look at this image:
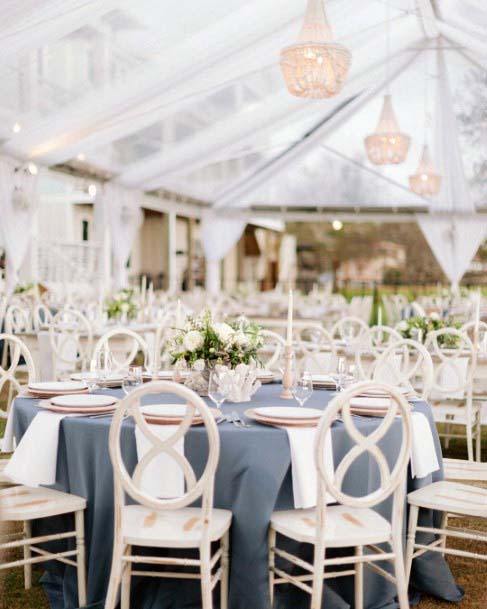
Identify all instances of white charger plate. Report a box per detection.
[51,394,117,408]
[254,406,322,420]
[71,372,124,382]
[29,381,87,392]
[141,404,196,418]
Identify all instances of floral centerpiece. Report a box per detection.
[397,314,461,347]
[105,289,138,321]
[169,310,264,394]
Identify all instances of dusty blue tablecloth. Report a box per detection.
[11,384,462,609]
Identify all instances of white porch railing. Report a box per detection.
[36,240,103,285]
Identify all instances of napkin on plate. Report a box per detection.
[134,425,184,499]
[284,427,334,509]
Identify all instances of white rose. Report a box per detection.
[183,330,204,352]
[234,331,249,347]
[213,323,234,343]
[397,321,408,332]
[193,359,205,371]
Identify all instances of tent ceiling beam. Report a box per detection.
[415,0,440,38]
[437,20,487,59]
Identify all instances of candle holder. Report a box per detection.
[280,344,295,400]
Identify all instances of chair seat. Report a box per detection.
[122,505,232,549]
[0,459,10,484]
[270,505,391,548]
[0,486,86,521]
[408,480,487,518]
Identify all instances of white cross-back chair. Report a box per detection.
[92,328,149,374]
[354,326,403,380]
[425,328,477,460]
[331,316,368,346]
[2,305,31,371]
[406,458,487,590]
[268,382,412,609]
[373,339,434,400]
[49,309,93,379]
[0,334,37,483]
[105,381,232,609]
[150,317,174,372]
[258,330,285,373]
[32,303,53,331]
[295,325,337,374]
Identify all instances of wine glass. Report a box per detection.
[334,357,348,392]
[208,371,227,409]
[96,347,114,388]
[122,366,143,396]
[291,370,313,407]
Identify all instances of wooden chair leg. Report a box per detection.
[354,546,363,609]
[268,527,276,608]
[405,505,419,584]
[200,544,213,609]
[220,532,229,609]
[121,545,132,609]
[466,421,474,461]
[104,542,124,609]
[475,409,482,462]
[23,521,31,590]
[75,510,87,608]
[439,511,448,552]
[391,531,409,609]
[310,540,325,609]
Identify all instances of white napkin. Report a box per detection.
[134,425,185,499]
[410,412,440,479]
[284,427,334,509]
[4,411,69,486]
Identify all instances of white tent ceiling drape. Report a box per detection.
[0,158,39,295]
[0,0,485,290]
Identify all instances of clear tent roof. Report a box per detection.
[0,0,485,210]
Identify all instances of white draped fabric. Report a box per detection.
[201,212,246,294]
[0,159,39,295]
[417,214,487,287]
[103,184,143,290]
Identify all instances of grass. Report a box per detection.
[0,412,486,608]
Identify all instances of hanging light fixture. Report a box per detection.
[409,144,441,195]
[364,1,410,165]
[409,53,441,196]
[280,0,351,99]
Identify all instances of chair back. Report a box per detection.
[315,382,412,514]
[354,326,403,380]
[461,320,487,351]
[373,338,433,399]
[331,316,368,344]
[109,382,219,544]
[32,303,53,330]
[295,324,336,374]
[258,330,285,372]
[4,305,31,334]
[0,333,37,417]
[425,328,474,400]
[49,309,93,375]
[93,328,149,373]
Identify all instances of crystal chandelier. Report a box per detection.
[409,144,441,196]
[364,94,411,164]
[280,0,352,99]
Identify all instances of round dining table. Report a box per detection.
[10,383,463,609]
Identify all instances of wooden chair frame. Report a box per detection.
[258,330,286,372]
[93,328,149,374]
[0,333,37,423]
[268,381,412,609]
[49,309,93,378]
[331,316,369,345]
[295,324,337,375]
[106,381,230,609]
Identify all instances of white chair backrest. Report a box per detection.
[49,309,93,374]
[315,382,412,512]
[331,316,369,343]
[373,339,434,399]
[109,382,219,542]
[0,333,37,417]
[4,305,31,334]
[295,324,337,374]
[425,328,474,399]
[258,330,285,372]
[461,320,487,351]
[93,328,149,373]
[151,317,174,372]
[32,303,53,330]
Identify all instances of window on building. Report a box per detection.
[82,219,89,242]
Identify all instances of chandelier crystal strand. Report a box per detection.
[364,0,410,164]
[409,51,441,196]
[280,0,352,99]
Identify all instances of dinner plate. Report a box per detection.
[142,406,221,426]
[142,370,190,379]
[51,394,117,408]
[70,372,124,383]
[349,397,391,409]
[29,381,87,393]
[141,404,196,418]
[245,409,319,428]
[311,374,335,383]
[38,399,117,414]
[254,406,322,420]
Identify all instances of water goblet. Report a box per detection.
[96,348,114,388]
[122,366,143,396]
[291,370,314,407]
[208,371,227,410]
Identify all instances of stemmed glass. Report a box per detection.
[122,366,143,396]
[208,371,227,410]
[334,357,348,392]
[96,348,114,389]
[291,370,314,407]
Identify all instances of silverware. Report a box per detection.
[231,411,251,428]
